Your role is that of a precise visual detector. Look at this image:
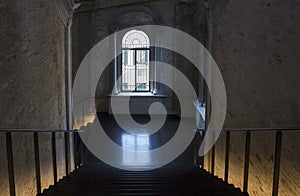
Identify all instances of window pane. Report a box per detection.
[136,50,150,91]
[122,50,135,91]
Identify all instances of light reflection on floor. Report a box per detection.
[122,134,150,166]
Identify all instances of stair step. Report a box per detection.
[42,190,244,196]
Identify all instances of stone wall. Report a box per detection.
[0,0,67,195]
[73,0,205,115]
[74,0,180,115]
[211,0,300,195]
[73,0,207,114]
[72,0,300,195]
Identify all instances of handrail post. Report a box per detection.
[199,131,205,168]
[6,132,16,196]
[243,131,251,193]
[33,132,41,194]
[224,131,230,182]
[80,137,84,166]
[211,144,215,175]
[193,132,198,166]
[193,131,204,167]
[64,132,70,176]
[74,130,77,170]
[51,132,57,185]
[210,130,215,175]
[272,131,283,196]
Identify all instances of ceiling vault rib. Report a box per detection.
[53,0,81,26]
[76,0,164,14]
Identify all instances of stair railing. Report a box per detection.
[0,128,83,196]
[194,127,300,196]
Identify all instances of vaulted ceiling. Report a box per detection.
[54,0,230,27]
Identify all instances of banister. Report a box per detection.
[2,129,84,196]
[196,128,300,196]
[3,126,300,196]
[197,127,300,132]
[0,128,81,133]
[0,128,82,133]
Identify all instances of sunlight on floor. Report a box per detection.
[122,134,150,166]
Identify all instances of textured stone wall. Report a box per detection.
[211,0,300,195]
[0,0,67,195]
[73,0,204,115]
[73,0,300,195]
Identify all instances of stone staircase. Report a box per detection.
[41,113,247,195]
[41,160,246,196]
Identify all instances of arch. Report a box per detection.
[107,5,162,32]
[122,30,150,49]
[121,30,150,92]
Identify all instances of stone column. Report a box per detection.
[112,28,120,94]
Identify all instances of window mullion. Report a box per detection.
[135,49,137,92]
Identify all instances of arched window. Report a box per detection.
[121,30,150,92]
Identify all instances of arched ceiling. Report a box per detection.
[54,0,230,27]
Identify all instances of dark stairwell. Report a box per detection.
[41,114,246,196]
[41,156,245,196]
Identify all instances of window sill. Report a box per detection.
[107,92,166,98]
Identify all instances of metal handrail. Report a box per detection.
[4,127,300,196]
[2,129,83,196]
[4,127,298,133]
[197,127,300,196]
[197,127,300,132]
[0,128,81,133]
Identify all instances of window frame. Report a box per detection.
[121,47,151,92]
[120,30,151,93]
